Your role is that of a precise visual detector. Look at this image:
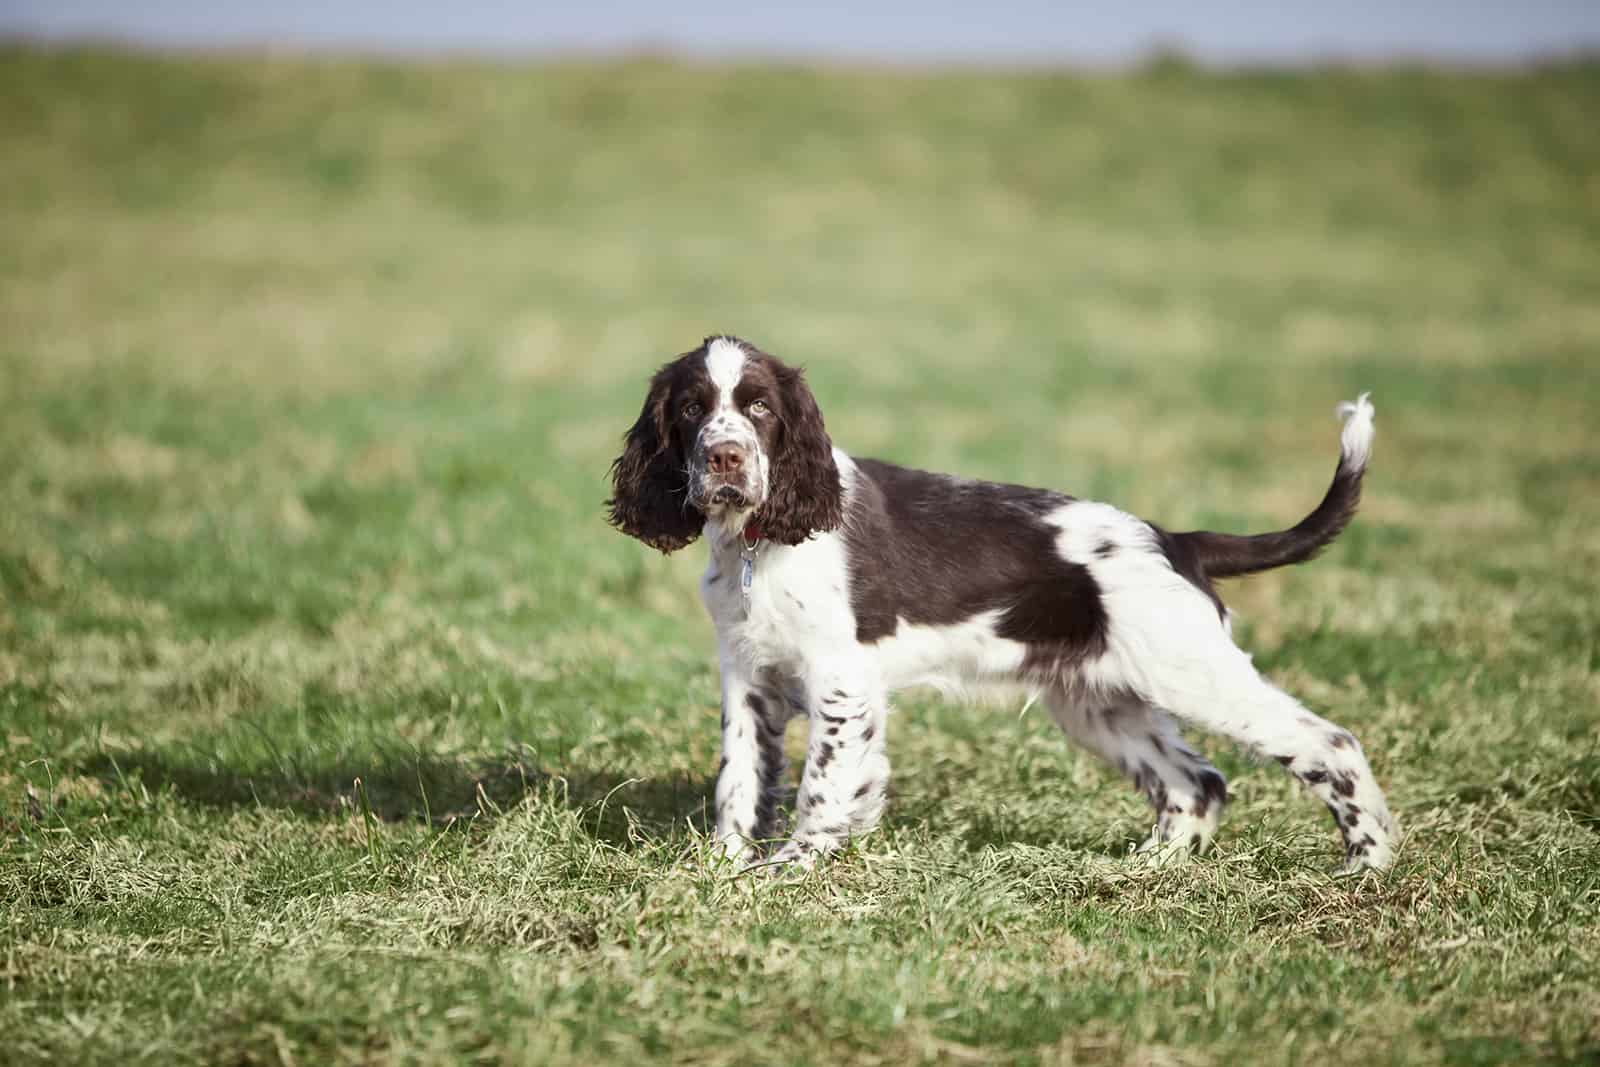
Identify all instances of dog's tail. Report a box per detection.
[1169,394,1374,580]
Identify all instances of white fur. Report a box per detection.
[698,338,768,536]
[874,610,1028,697]
[704,337,746,409]
[1055,497,1395,870]
[1337,392,1375,470]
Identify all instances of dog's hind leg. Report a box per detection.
[1089,608,1397,871]
[1171,661,1396,871]
[1059,503,1398,871]
[1047,689,1228,863]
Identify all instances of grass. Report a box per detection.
[2,43,1598,1065]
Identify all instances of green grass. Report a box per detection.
[3,44,1599,1065]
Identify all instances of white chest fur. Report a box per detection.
[700,533,857,677]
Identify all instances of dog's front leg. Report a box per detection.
[766,670,889,870]
[713,648,787,865]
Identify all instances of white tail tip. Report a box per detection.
[1336,391,1375,469]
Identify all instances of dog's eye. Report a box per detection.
[748,400,769,416]
[682,403,703,419]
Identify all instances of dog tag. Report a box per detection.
[740,549,754,602]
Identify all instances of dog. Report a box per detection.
[608,335,1396,873]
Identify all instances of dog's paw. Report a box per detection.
[1132,819,1215,868]
[1132,834,1195,868]
[1337,834,1396,875]
[738,849,813,881]
[738,836,837,878]
[769,839,821,869]
[710,834,758,870]
[1132,810,1217,868]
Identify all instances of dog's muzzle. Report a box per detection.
[696,441,758,511]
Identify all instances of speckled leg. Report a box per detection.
[764,677,889,870]
[1049,690,1228,862]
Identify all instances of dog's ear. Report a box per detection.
[757,364,842,545]
[608,364,703,553]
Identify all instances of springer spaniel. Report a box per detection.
[608,336,1397,873]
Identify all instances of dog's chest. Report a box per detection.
[700,537,856,669]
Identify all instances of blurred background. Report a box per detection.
[5,1,1599,63]
[4,6,1600,1064]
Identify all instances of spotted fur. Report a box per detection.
[609,336,1397,873]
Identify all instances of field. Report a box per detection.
[2,45,1598,1065]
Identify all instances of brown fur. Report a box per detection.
[608,337,844,552]
[607,359,705,553]
[753,361,843,546]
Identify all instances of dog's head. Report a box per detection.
[607,335,842,552]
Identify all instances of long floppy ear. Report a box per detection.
[757,365,843,545]
[607,365,703,553]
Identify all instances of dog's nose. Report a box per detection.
[706,444,745,476]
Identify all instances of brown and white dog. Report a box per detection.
[609,335,1397,873]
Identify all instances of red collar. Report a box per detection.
[742,520,763,547]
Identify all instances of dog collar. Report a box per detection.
[739,521,762,604]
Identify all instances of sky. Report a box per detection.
[2,1,1597,65]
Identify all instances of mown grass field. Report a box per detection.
[2,45,1598,1065]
